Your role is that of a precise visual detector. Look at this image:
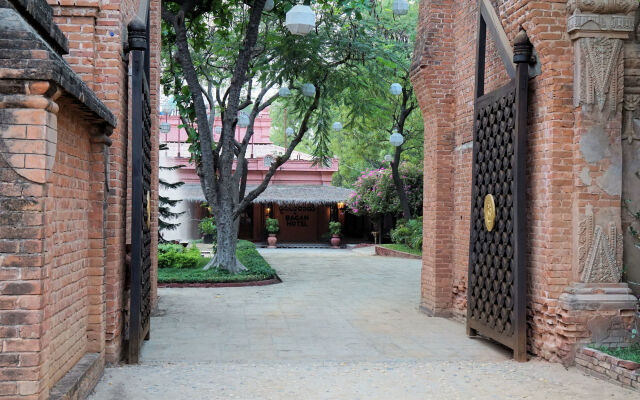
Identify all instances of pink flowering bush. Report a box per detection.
[347,163,423,218]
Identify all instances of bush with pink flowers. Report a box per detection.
[347,163,423,218]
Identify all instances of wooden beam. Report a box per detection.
[479,0,516,79]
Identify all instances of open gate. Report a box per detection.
[126,11,152,364]
[466,1,533,362]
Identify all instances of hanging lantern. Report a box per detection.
[286,4,316,36]
[392,0,409,16]
[286,127,294,136]
[384,154,393,162]
[279,87,291,97]
[302,83,316,97]
[159,121,171,134]
[214,126,222,135]
[264,0,274,12]
[390,83,402,95]
[237,112,250,128]
[332,122,343,132]
[390,130,404,147]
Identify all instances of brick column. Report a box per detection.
[0,80,59,398]
[556,0,639,361]
[410,0,456,317]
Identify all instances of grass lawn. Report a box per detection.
[379,243,422,256]
[591,344,640,363]
[158,240,276,283]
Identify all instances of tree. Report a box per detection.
[326,2,422,221]
[161,0,381,272]
[158,143,185,242]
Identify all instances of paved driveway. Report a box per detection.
[89,248,635,399]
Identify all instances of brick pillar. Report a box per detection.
[87,132,111,354]
[556,0,639,362]
[0,80,60,398]
[410,0,456,317]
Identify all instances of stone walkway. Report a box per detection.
[89,248,635,399]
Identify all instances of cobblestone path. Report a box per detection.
[89,248,634,399]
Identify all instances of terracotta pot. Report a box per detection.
[267,234,277,248]
[331,234,341,249]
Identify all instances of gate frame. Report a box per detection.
[126,10,152,364]
[466,1,533,362]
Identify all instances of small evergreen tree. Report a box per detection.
[159,143,185,242]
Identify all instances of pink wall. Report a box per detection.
[160,110,338,186]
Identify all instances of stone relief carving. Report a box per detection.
[578,207,623,283]
[568,0,638,15]
[568,0,637,115]
[575,37,623,113]
[623,94,640,143]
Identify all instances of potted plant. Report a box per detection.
[329,221,342,248]
[266,218,279,248]
[199,217,216,246]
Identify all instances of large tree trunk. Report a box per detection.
[392,145,412,222]
[203,203,247,273]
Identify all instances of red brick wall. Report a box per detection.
[51,0,161,364]
[412,0,579,360]
[43,100,97,389]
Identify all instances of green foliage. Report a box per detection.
[199,217,217,235]
[158,244,201,269]
[590,344,640,364]
[390,217,423,250]
[158,241,276,283]
[329,221,342,236]
[266,218,280,234]
[379,243,422,256]
[347,163,423,218]
[159,243,185,254]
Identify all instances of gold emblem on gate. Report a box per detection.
[484,194,496,232]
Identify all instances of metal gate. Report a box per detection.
[126,13,152,363]
[466,4,533,362]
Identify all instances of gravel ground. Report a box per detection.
[91,360,634,399]
[88,248,636,399]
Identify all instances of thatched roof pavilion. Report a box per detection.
[181,183,353,206]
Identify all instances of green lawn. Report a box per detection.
[158,240,276,283]
[591,344,640,364]
[379,243,422,256]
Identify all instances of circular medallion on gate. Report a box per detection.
[484,194,496,232]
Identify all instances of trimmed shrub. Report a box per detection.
[158,244,201,269]
[391,217,422,250]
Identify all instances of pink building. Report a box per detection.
[160,110,356,243]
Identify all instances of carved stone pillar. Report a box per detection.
[559,0,638,362]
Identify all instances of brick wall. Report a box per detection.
[0,0,160,396]
[575,347,640,391]
[50,0,161,363]
[412,0,596,360]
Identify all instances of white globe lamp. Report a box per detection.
[286,4,316,36]
[392,0,409,16]
[264,0,274,12]
[332,122,343,132]
[390,130,404,147]
[159,121,171,134]
[390,83,402,95]
[279,87,291,97]
[302,83,316,97]
[237,112,250,128]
